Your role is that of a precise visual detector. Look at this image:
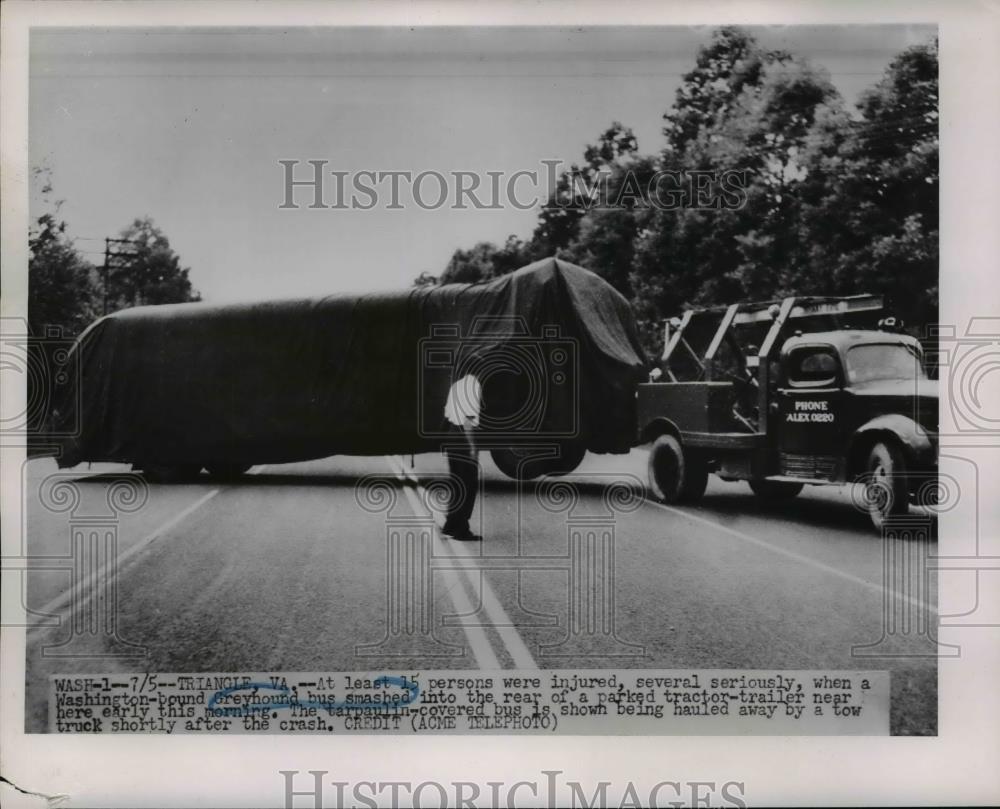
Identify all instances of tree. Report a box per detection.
[439,235,532,285]
[562,154,659,297]
[711,56,841,296]
[28,167,100,339]
[631,28,778,341]
[630,28,844,356]
[106,217,200,311]
[412,271,439,288]
[802,39,939,330]
[441,123,645,286]
[662,26,775,159]
[433,28,940,357]
[27,168,101,438]
[530,122,640,258]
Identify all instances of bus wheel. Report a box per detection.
[491,448,540,481]
[866,441,909,530]
[647,435,707,504]
[749,480,804,500]
[491,443,585,482]
[139,463,202,483]
[205,463,252,481]
[543,443,586,477]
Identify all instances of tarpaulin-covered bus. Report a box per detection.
[51,257,648,480]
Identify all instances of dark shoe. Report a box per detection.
[441,524,481,541]
[448,531,482,541]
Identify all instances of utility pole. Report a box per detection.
[102,238,110,315]
[101,238,143,315]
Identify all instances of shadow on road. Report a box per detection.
[64,469,938,538]
[690,489,938,537]
[64,470,378,488]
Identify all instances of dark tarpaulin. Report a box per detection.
[53,257,648,467]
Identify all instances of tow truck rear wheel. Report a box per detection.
[866,440,909,530]
[749,480,804,500]
[647,434,708,504]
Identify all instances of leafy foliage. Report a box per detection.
[802,40,939,329]
[28,173,202,435]
[29,173,202,334]
[424,29,939,360]
[438,235,534,285]
[106,217,200,310]
[412,271,440,288]
[28,168,100,339]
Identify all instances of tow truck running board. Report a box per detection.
[681,431,763,450]
[761,475,830,485]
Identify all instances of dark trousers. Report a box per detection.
[443,424,479,533]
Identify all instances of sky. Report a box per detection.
[30,25,936,303]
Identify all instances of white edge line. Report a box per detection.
[646,498,934,614]
[31,487,221,622]
[397,455,931,653]
[397,482,501,670]
[31,465,272,620]
[385,457,501,669]
[389,456,538,669]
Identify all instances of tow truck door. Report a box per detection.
[774,344,846,480]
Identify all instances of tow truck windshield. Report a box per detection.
[846,343,926,385]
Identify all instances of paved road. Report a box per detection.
[22,450,938,734]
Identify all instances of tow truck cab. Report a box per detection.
[773,330,936,484]
[637,295,938,530]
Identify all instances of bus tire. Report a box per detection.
[205,463,253,481]
[491,443,585,481]
[139,463,202,483]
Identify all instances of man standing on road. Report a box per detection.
[441,372,482,541]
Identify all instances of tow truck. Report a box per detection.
[637,295,937,530]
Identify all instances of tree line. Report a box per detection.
[420,28,938,357]
[28,166,200,343]
[26,168,200,437]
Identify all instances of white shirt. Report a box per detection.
[444,374,482,428]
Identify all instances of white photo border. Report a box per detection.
[2,1,998,806]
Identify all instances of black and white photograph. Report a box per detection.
[2,2,998,807]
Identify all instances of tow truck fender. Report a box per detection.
[848,414,936,475]
[639,417,683,445]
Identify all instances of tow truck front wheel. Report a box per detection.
[865,441,909,530]
[647,434,708,504]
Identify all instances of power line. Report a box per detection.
[101,237,144,315]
